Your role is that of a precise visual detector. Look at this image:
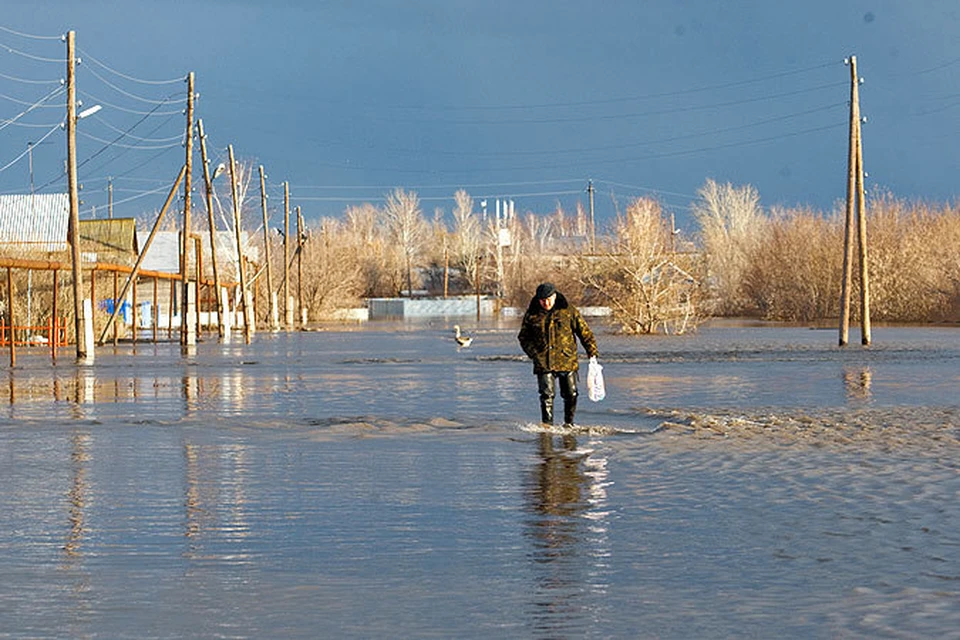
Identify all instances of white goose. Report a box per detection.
[453,325,473,348]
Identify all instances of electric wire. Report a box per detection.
[92,115,183,143]
[0,123,59,174]
[78,130,182,150]
[81,62,187,105]
[76,94,180,169]
[76,91,184,116]
[0,89,65,110]
[0,71,61,85]
[77,48,185,85]
[0,43,63,64]
[0,26,62,41]
[394,61,839,111]
[389,81,847,127]
[0,85,64,132]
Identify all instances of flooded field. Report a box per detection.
[1,320,958,638]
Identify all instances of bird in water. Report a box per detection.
[453,325,473,348]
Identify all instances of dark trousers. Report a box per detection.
[537,371,578,425]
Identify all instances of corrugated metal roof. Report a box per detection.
[0,193,69,252]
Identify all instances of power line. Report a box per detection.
[389,61,839,112]
[383,81,847,127]
[76,95,180,169]
[0,25,62,41]
[0,123,59,174]
[0,71,61,85]
[0,43,63,63]
[77,48,186,85]
[81,62,187,105]
[76,91,184,116]
[0,85,64,132]
[78,130,181,150]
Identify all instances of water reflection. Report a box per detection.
[524,433,612,636]
[63,430,90,559]
[844,366,873,401]
[182,439,253,564]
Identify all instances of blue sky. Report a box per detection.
[2,1,960,230]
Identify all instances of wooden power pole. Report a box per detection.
[587,179,595,252]
[228,145,252,344]
[65,30,89,362]
[197,119,224,338]
[283,182,292,329]
[259,166,277,330]
[839,55,872,347]
[180,72,195,345]
[296,205,304,325]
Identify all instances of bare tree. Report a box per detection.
[298,219,364,317]
[382,188,427,296]
[343,203,398,297]
[691,178,764,315]
[579,197,704,334]
[451,189,482,293]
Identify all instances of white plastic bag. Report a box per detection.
[587,356,605,402]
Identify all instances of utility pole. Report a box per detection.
[296,205,304,326]
[587,179,596,252]
[108,178,113,219]
[66,30,89,362]
[228,145,252,343]
[259,166,277,330]
[180,72,195,346]
[839,55,871,347]
[283,182,292,329]
[197,119,224,338]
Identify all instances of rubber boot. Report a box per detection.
[563,397,577,427]
[540,398,554,425]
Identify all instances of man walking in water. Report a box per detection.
[518,282,599,427]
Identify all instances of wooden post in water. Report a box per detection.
[66,31,88,362]
[475,255,482,322]
[296,206,304,325]
[855,97,871,346]
[197,119,224,338]
[283,182,292,329]
[181,72,196,347]
[52,269,59,359]
[840,55,861,347]
[153,277,159,342]
[7,267,14,367]
[228,145,253,344]
[259,166,278,330]
[112,270,118,345]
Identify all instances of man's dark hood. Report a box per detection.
[526,291,570,314]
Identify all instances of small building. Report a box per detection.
[367,296,496,319]
[78,218,139,264]
[135,230,260,278]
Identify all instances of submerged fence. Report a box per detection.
[1,256,237,366]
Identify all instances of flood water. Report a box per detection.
[1,320,959,638]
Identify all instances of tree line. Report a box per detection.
[279,179,960,332]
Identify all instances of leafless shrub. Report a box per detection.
[578,197,704,334]
[863,192,956,322]
[740,207,842,321]
[297,219,365,318]
[692,179,764,315]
